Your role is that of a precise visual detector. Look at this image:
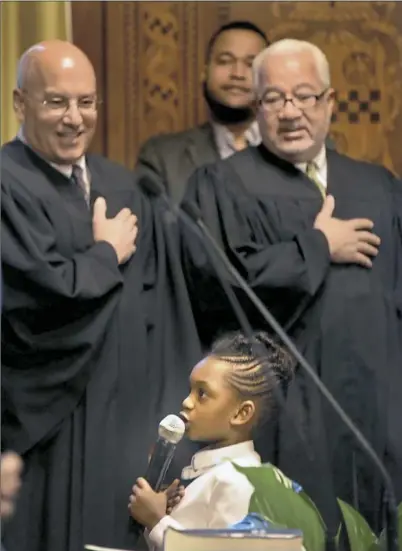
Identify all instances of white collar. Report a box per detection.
[182,441,257,480]
[17,128,87,178]
[212,120,261,143]
[212,120,261,151]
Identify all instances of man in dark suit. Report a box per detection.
[136,21,269,203]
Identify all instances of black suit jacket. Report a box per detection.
[136,122,220,203]
[136,121,336,203]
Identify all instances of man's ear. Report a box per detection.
[326,87,336,111]
[13,89,25,123]
[231,400,255,427]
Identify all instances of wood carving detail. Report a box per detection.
[181,2,198,127]
[122,1,237,151]
[139,3,181,138]
[124,2,139,165]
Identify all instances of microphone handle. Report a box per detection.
[181,203,398,551]
[130,438,177,542]
[145,438,177,492]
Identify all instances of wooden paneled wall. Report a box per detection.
[72,1,402,176]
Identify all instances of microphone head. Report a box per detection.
[158,414,186,444]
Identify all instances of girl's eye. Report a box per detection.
[197,388,207,400]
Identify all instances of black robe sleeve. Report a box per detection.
[393,173,402,313]
[181,161,331,342]
[1,166,124,453]
[387,172,402,500]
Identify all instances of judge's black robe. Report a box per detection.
[181,144,402,534]
[1,140,202,551]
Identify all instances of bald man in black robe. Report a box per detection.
[1,40,201,551]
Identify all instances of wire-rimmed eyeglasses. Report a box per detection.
[21,91,102,114]
[259,89,329,113]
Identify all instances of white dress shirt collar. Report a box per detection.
[212,120,261,159]
[182,441,257,480]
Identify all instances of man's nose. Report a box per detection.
[279,99,303,119]
[62,100,84,125]
[230,61,247,80]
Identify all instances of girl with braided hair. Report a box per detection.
[129,331,295,550]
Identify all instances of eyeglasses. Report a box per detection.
[22,92,102,114]
[259,89,329,113]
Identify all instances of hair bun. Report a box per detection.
[253,332,295,384]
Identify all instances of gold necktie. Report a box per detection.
[306,162,326,199]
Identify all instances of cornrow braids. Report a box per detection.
[210,331,294,423]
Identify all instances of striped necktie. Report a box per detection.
[306,161,326,199]
[71,165,89,206]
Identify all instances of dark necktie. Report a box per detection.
[71,164,89,206]
[306,161,326,199]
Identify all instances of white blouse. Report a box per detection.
[146,440,261,550]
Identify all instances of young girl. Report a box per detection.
[129,331,294,550]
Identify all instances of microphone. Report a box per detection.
[130,414,185,541]
[145,414,186,491]
[138,170,399,551]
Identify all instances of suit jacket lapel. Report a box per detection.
[185,122,220,169]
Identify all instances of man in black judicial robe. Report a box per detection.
[1,41,201,551]
[181,39,402,533]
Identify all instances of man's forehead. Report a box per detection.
[213,29,265,55]
[20,44,95,89]
[260,53,320,87]
[31,64,96,92]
